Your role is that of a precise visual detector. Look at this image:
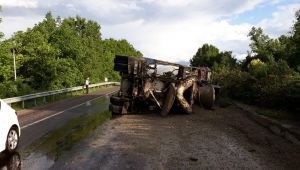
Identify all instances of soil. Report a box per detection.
[50,105,300,170]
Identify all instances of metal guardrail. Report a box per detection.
[3,82,120,108]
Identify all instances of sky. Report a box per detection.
[0,0,300,63]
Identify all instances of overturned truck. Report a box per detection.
[109,55,220,116]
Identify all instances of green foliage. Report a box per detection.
[247,27,291,63]
[190,44,237,69]
[190,44,219,67]
[0,79,34,98]
[247,59,268,78]
[202,9,300,114]
[0,6,3,39]
[290,9,300,69]
[0,12,142,98]
[102,38,143,80]
[212,9,300,113]
[214,67,300,112]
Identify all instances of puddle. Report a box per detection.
[22,152,54,170]
[0,152,21,170]
[20,94,114,169]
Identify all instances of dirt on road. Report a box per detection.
[51,105,300,170]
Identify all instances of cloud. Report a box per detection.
[102,17,252,62]
[0,0,38,8]
[258,3,300,37]
[0,0,298,62]
[0,16,44,36]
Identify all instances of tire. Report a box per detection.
[110,96,129,106]
[160,84,176,116]
[199,85,215,109]
[109,104,123,114]
[6,127,19,152]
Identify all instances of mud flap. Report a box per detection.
[199,84,215,109]
[160,83,176,116]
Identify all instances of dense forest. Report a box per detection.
[0,11,142,98]
[190,9,300,113]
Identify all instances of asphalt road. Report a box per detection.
[18,86,119,149]
[2,87,300,169]
[49,105,300,170]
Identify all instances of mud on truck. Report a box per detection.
[109,55,220,116]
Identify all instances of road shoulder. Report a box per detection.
[235,102,300,146]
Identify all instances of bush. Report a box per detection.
[0,79,34,98]
[214,65,300,113]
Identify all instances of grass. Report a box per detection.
[217,96,234,108]
[256,109,299,120]
[27,110,112,160]
[11,85,112,111]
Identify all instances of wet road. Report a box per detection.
[20,94,113,169]
[0,87,117,170]
[2,93,300,169]
[19,94,113,149]
[18,87,118,149]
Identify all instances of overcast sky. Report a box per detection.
[0,0,300,63]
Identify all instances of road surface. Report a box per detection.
[2,86,300,169]
[45,105,300,170]
[18,86,119,149]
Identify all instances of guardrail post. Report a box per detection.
[22,101,25,109]
[34,99,37,106]
[43,96,46,103]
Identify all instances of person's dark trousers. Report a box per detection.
[86,85,89,94]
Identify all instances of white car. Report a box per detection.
[0,99,21,153]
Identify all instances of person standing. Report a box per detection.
[85,77,90,94]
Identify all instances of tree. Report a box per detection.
[290,9,300,70]
[190,44,237,69]
[248,27,275,62]
[102,38,143,80]
[190,44,219,67]
[0,11,143,97]
[0,6,4,39]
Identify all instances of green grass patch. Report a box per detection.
[27,110,112,160]
[256,109,299,120]
[218,96,234,108]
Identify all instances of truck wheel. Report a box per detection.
[199,85,215,109]
[109,104,122,114]
[161,84,176,116]
[110,96,130,106]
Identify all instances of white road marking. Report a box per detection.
[21,90,118,129]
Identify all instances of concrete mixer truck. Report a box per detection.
[109,55,220,116]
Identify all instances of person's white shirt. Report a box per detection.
[85,79,90,86]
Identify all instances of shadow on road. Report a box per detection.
[0,151,21,170]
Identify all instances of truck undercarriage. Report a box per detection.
[109,55,220,116]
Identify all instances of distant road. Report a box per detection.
[18,86,119,149]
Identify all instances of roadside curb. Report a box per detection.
[235,103,300,146]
